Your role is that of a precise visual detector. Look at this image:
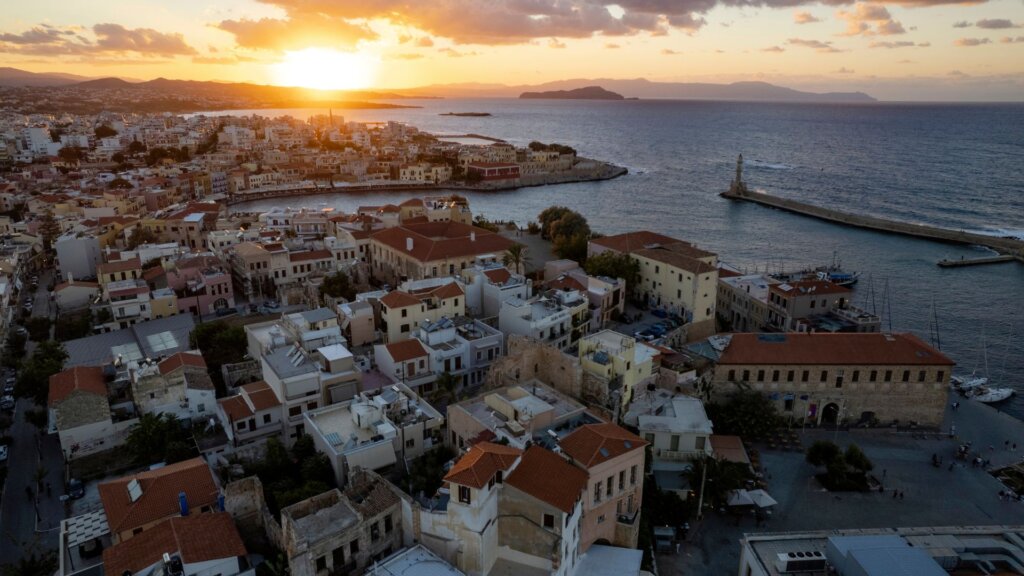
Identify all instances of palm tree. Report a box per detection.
[502,244,529,275]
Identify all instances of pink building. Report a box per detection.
[166,255,235,316]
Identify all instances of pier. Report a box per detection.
[720,155,1024,259]
[938,255,1023,268]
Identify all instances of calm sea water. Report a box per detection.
[208,99,1024,420]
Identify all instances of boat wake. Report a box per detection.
[748,159,796,170]
[968,228,1024,241]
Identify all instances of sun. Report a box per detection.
[272,48,378,91]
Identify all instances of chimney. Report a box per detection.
[406,237,413,252]
[470,232,476,242]
[178,491,189,516]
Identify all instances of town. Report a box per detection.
[0,110,1022,576]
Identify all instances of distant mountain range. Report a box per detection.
[520,86,626,100]
[412,78,876,103]
[0,67,876,104]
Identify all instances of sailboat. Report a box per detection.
[968,386,1015,404]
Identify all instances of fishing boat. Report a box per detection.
[968,386,1015,404]
[815,269,860,287]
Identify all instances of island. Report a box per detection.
[519,85,625,100]
[439,112,492,117]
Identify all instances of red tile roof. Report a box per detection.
[633,248,717,274]
[590,231,683,254]
[380,290,423,309]
[102,512,246,576]
[99,458,220,535]
[409,281,464,300]
[98,257,142,276]
[371,222,516,263]
[769,279,850,297]
[48,366,107,406]
[158,352,207,375]
[444,442,522,489]
[482,268,512,285]
[559,423,646,469]
[241,381,280,411]
[218,395,252,422]
[506,446,587,513]
[289,249,332,262]
[548,275,586,293]
[717,333,955,366]
[385,339,429,362]
[54,280,100,292]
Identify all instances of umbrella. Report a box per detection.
[727,489,754,507]
[747,489,778,508]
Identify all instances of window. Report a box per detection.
[902,370,910,382]
[350,540,359,555]
[630,465,638,485]
[787,370,794,382]
[237,421,247,430]
[937,371,945,382]
[459,486,471,504]
[870,370,878,382]
[263,414,272,424]
[619,471,625,491]
[316,557,327,572]
[852,370,860,382]
[543,513,555,529]
[801,370,809,382]
[406,438,415,448]
[371,522,380,542]
[400,323,410,333]
[810,299,816,309]
[597,514,606,524]
[918,370,926,382]
[820,370,828,382]
[606,477,613,497]
[695,436,706,450]
[784,398,794,412]
[594,484,601,503]
[757,370,765,382]
[385,514,394,533]
[289,406,301,417]
[885,370,893,381]
[401,309,407,318]
[772,370,780,382]
[742,370,750,381]
[308,402,317,410]
[728,369,735,381]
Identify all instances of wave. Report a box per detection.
[747,159,796,170]
[967,228,1024,240]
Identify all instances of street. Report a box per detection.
[0,267,66,565]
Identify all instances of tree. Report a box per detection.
[94,125,118,138]
[111,152,126,164]
[126,413,196,466]
[15,341,68,406]
[501,244,529,275]
[806,440,842,467]
[24,318,51,342]
[806,441,873,491]
[428,372,461,408]
[127,140,147,155]
[2,333,27,369]
[553,232,589,263]
[704,391,781,439]
[127,226,157,248]
[320,271,356,301]
[585,251,641,293]
[107,177,133,190]
[844,444,874,473]
[190,321,247,395]
[684,456,754,510]
[549,211,591,243]
[38,208,60,256]
[57,146,84,163]
[538,206,572,240]
[1,550,58,576]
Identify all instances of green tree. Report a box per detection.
[704,391,781,439]
[844,444,874,473]
[15,341,68,405]
[57,146,84,163]
[549,211,591,243]
[537,206,572,240]
[501,244,529,275]
[126,413,196,466]
[1,550,58,576]
[127,226,157,248]
[190,321,247,395]
[38,208,60,256]
[107,177,133,190]
[684,456,754,510]
[127,140,147,155]
[585,251,640,294]
[111,152,126,164]
[806,440,842,467]
[94,125,118,138]
[24,408,48,431]
[553,232,589,263]
[320,271,356,301]
[428,371,461,407]
[1,333,27,369]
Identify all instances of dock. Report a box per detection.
[719,155,1024,260]
[938,255,1022,267]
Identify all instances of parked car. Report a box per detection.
[651,308,668,318]
[68,478,85,499]
[0,395,14,410]
[0,444,8,463]
[3,381,14,395]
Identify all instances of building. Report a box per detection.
[216,380,284,457]
[98,457,220,544]
[379,280,465,343]
[631,392,713,463]
[55,232,102,282]
[710,332,954,427]
[101,512,251,576]
[766,279,880,333]
[498,290,589,352]
[367,545,466,576]
[461,264,532,319]
[370,221,516,283]
[578,330,658,410]
[716,273,777,332]
[304,383,443,486]
[558,423,646,552]
[466,162,521,185]
[738,526,1024,576]
[54,280,101,312]
[336,300,377,346]
[589,231,718,340]
[129,351,215,422]
[48,366,136,461]
[279,470,404,576]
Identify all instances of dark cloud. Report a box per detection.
[953,37,991,46]
[976,19,1018,29]
[0,23,196,57]
[953,20,972,28]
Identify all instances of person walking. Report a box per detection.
[899,491,904,500]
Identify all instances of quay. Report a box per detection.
[720,155,1024,259]
[938,255,1023,267]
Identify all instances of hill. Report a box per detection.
[520,86,626,100]
[0,67,90,87]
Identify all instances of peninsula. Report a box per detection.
[520,85,625,100]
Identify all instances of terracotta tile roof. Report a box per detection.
[402,215,429,225]
[548,275,586,293]
[102,512,246,576]
[109,285,149,298]
[768,279,850,297]
[48,366,106,406]
[408,281,464,300]
[98,257,142,276]
[709,435,750,466]
[400,198,425,207]
[590,231,683,254]
[99,457,220,535]
[380,204,401,213]
[717,267,742,278]
[384,339,429,362]
[158,352,207,375]
[482,268,512,285]
[241,381,280,411]
[371,222,516,263]
[559,423,646,469]
[633,248,717,275]
[143,266,166,282]
[506,446,587,513]
[218,395,252,422]
[54,280,100,292]
[289,249,332,262]
[444,442,522,489]
[380,290,423,309]
[344,473,401,517]
[718,333,955,366]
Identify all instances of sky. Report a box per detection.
[2,0,1024,100]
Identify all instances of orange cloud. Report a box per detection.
[0,23,196,57]
[836,4,905,36]
[786,38,843,53]
[794,12,821,24]
[216,14,376,51]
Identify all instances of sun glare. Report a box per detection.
[272,48,378,91]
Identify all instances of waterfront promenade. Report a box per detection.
[721,187,1024,258]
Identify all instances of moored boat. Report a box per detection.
[968,386,1015,404]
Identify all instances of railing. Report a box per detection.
[617,509,639,525]
[659,449,706,461]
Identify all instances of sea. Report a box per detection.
[198,99,1024,421]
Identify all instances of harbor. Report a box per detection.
[938,255,1023,268]
[720,155,1024,262]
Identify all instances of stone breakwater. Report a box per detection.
[721,188,1024,257]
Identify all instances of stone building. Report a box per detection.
[710,332,954,427]
[369,221,515,284]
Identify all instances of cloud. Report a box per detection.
[869,40,927,48]
[954,37,991,46]
[661,48,681,54]
[0,23,196,57]
[389,52,425,59]
[761,45,785,52]
[953,20,972,28]
[438,47,479,57]
[794,12,821,24]
[835,67,855,73]
[786,38,842,52]
[605,42,621,48]
[216,15,376,51]
[415,36,434,47]
[836,4,905,36]
[1000,35,1024,43]
[548,38,567,48]
[976,19,1018,29]
[948,70,968,77]
[192,55,258,64]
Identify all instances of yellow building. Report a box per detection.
[578,330,659,408]
[379,281,465,343]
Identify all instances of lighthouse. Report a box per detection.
[730,154,748,194]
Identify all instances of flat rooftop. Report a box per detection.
[720,273,776,302]
[368,545,466,576]
[264,345,317,379]
[456,380,587,443]
[281,490,359,547]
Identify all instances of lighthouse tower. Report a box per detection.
[730,154,747,194]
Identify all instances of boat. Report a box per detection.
[815,269,860,287]
[968,386,1015,404]
[952,372,989,392]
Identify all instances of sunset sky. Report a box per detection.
[3,0,1023,100]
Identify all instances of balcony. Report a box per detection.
[617,508,639,525]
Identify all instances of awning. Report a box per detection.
[748,489,778,508]
[727,489,754,507]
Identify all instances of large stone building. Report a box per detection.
[369,221,516,283]
[710,332,954,427]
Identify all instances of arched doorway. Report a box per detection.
[821,403,840,426]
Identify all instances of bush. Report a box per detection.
[25,318,51,342]
[806,440,842,467]
[807,441,873,491]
